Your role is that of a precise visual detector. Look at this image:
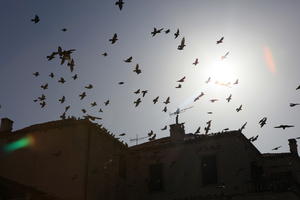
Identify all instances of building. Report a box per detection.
[0,118,299,200]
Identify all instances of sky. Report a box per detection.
[0,0,299,153]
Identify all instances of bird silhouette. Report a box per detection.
[151,27,164,37]
[163,97,170,104]
[104,100,110,106]
[124,56,133,63]
[153,96,159,104]
[259,117,267,128]
[40,101,46,108]
[64,105,70,112]
[134,89,140,94]
[205,77,211,83]
[161,125,167,131]
[134,98,141,107]
[162,106,167,112]
[119,133,126,136]
[79,92,86,100]
[115,0,124,10]
[72,74,78,80]
[194,127,201,134]
[61,28,67,32]
[133,64,141,74]
[177,76,186,82]
[99,108,103,112]
[207,112,213,114]
[49,73,54,78]
[59,96,65,104]
[233,79,239,85]
[289,103,300,107]
[226,94,232,102]
[91,102,97,107]
[239,122,247,131]
[274,125,294,129]
[148,130,154,137]
[81,109,87,113]
[177,37,186,50]
[109,33,118,44]
[165,29,170,34]
[272,146,281,150]
[85,84,93,89]
[210,99,219,103]
[84,115,102,121]
[175,84,182,88]
[221,51,229,60]
[60,112,66,120]
[46,52,57,61]
[67,59,75,72]
[33,72,39,77]
[236,105,242,112]
[194,92,205,102]
[216,37,224,44]
[296,85,300,90]
[38,94,46,101]
[174,29,180,39]
[31,15,40,23]
[193,58,199,66]
[41,83,48,90]
[118,81,124,85]
[249,135,259,142]
[102,52,108,56]
[58,77,66,84]
[141,90,148,97]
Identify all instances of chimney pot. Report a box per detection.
[0,118,14,133]
[288,138,298,157]
[170,123,185,142]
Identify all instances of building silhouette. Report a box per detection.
[0,118,299,200]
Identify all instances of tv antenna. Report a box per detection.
[169,106,193,124]
[129,134,149,145]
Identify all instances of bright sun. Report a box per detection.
[208,59,237,84]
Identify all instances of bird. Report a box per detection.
[236,105,242,112]
[162,106,167,112]
[274,125,294,130]
[272,146,281,151]
[221,51,229,60]
[67,59,75,72]
[40,101,46,108]
[119,133,126,136]
[163,97,170,104]
[205,77,211,83]
[149,134,156,141]
[49,73,54,78]
[61,28,67,32]
[216,37,224,44]
[161,125,167,131]
[60,112,66,120]
[165,29,170,34]
[249,135,259,142]
[81,109,87,114]
[104,100,110,106]
[58,77,66,84]
[153,96,159,104]
[289,103,300,107]
[91,102,97,107]
[175,84,182,88]
[102,52,108,56]
[296,85,300,90]
[59,96,65,104]
[226,94,232,102]
[79,92,86,100]
[115,0,124,10]
[38,94,46,101]
[99,108,103,112]
[151,27,164,37]
[124,56,133,63]
[134,89,140,94]
[177,76,186,82]
[134,98,141,107]
[194,127,201,134]
[118,81,124,85]
[259,117,267,128]
[33,72,39,77]
[31,15,40,23]
[85,84,93,89]
[177,37,186,50]
[41,83,48,90]
[133,64,141,74]
[46,52,57,61]
[233,79,239,85]
[148,130,154,137]
[207,112,213,114]
[141,90,148,97]
[193,58,199,66]
[64,105,70,113]
[72,74,78,80]
[204,125,210,134]
[239,122,247,131]
[210,99,218,103]
[194,92,205,102]
[109,33,118,44]
[174,29,180,39]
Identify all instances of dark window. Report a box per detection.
[118,155,126,179]
[201,155,218,185]
[149,163,164,192]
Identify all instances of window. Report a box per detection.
[201,155,218,185]
[149,163,164,192]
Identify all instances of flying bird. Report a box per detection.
[41,83,48,90]
[118,81,124,85]
[40,101,46,108]
[91,102,97,107]
[296,85,300,90]
[177,37,186,50]
[81,109,87,114]
[174,29,180,39]
[38,94,46,101]
[102,52,108,57]
[133,64,141,74]
[177,76,186,82]
[79,92,86,100]
[61,28,67,32]
[194,92,205,102]
[124,56,133,63]
[153,96,159,104]
[216,37,224,44]
[163,97,170,104]
[274,125,294,130]
[58,77,66,84]
[193,58,199,66]
[205,77,211,83]
[210,99,219,103]
[221,51,229,60]
[59,96,65,104]
[236,105,242,112]
[259,117,267,128]
[115,0,124,10]
[151,27,164,37]
[175,84,182,88]
[141,90,148,97]
[226,94,232,102]
[49,73,54,78]
[134,98,141,107]
[233,79,239,85]
[104,100,110,106]
[194,127,201,134]
[31,15,40,23]
[289,103,300,107]
[207,112,213,114]
[67,59,75,72]
[64,105,70,113]
[72,74,78,80]
[99,108,103,112]
[161,125,167,131]
[272,146,282,151]
[119,133,126,136]
[33,72,39,77]
[165,29,170,34]
[85,84,93,89]
[134,89,140,94]
[148,130,154,137]
[162,106,167,112]
[109,33,118,44]
[239,122,247,131]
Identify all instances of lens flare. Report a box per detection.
[263,46,276,74]
[3,135,34,153]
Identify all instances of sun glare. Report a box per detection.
[207,59,237,84]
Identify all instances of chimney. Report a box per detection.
[170,123,185,142]
[288,138,298,157]
[0,118,14,133]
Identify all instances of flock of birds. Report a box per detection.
[1,0,299,151]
